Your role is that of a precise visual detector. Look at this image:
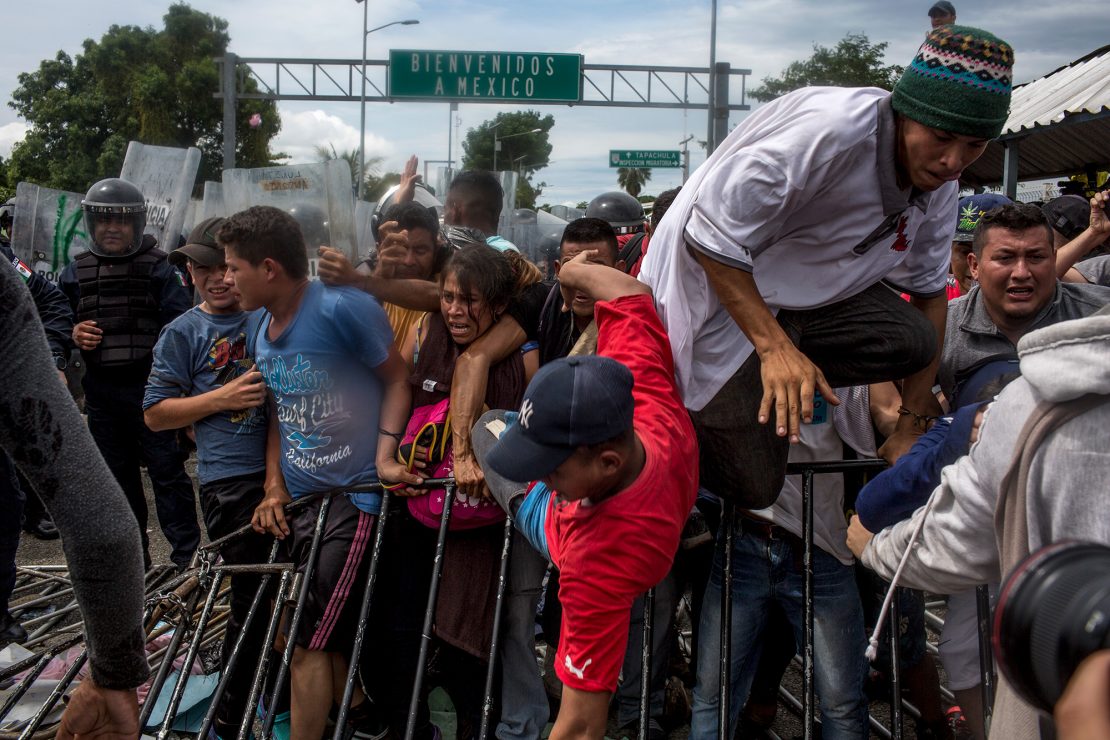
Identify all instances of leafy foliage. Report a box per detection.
[315,144,392,200]
[6,3,282,193]
[617,167,651,197]
[749,33,904,102]
[461,110,554,209]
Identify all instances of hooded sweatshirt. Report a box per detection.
[861,304,1110,739]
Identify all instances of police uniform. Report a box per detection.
[59,232,198,568]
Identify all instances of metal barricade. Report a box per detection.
[712,458,996,740]
[5,458,1000,740]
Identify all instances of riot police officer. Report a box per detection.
[586,191,649,275]
[59,178,198,570]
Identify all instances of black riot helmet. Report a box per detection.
[82,178,147,257]
[585,191,646,235]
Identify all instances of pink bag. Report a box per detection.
[396,398,505,531]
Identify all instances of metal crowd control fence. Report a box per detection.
[3,464,997,739]
[711,458,995,740]
[1,477,657,740]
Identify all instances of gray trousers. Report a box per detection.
[473,411,550,739]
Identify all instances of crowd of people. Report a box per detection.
[3,14,1110,740]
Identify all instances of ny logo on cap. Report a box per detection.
[519,398,534,429]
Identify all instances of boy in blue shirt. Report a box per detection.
[220,206,420,740]
[143,217,271,737]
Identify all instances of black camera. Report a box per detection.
[994,541,1110,713]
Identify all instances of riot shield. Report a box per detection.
[550,205,584,222]
[201,181,226,223]
[10,183,92,282]
[119,142,201,251]
[222,160,357,279]
[493,171,520,243]
[356,200,377,255]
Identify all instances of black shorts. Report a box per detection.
[199,472,267,542]
[284,494,376,652]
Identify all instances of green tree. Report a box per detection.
[461,110,554,209]
[363,171,402,202]
[617,167,651,197]
[0,158,12,204]
[749,32,904,102]
[6,3,282,193]
[314,143,387,200]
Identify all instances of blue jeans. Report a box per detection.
[616,566,679,728]
[690,519,868,740]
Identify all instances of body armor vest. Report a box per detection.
[75,243,166,367]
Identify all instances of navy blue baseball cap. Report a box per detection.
[486,355,635,483]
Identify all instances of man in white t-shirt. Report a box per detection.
[639,25,1014,509]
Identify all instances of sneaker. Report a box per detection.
[680,509,712,550]
[0,612,28,646]
[617,718,665,740]
[344,700,390,740]
[947,705,974,740]
[22,516,60,540]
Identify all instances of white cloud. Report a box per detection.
[272,107,394,164]
[0,122,28,159]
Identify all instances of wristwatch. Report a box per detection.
[53,353,68,371]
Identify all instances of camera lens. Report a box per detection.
[994,541,1110,713]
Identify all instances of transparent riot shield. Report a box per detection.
[222,160,357,279]
[535,210,568,275]
[505,208,539,262]
[550,204,585,222]
[493,171,520,242]
[10,183,92,282]
[356,200,377,256]
[119,142,201,251]
[199,181,225,224]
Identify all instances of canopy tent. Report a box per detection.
[961,44,1110,195]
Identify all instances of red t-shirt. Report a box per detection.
[544,293,699,693]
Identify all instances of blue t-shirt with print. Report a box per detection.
[144,307,268,485]
[254,281,393,513]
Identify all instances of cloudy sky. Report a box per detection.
[2,0,1108,204]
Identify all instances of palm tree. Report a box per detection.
[315,143,384,197]
[617,167,652,197]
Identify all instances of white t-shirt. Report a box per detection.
[751,385,876,565]
[639,86,958,411]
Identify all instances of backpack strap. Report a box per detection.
[995,393,1110,569]
[618,232,646,271]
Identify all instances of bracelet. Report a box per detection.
[378,428,403,442]
[897,406,938,429]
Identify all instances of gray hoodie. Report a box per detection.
[861,304,1110,738]
[0,260,149,689]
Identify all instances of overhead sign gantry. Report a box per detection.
[215,52,751,169]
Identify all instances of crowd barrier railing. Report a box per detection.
[1,463,997,740]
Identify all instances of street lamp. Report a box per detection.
[493,127,542,172]
[357,5,419,200]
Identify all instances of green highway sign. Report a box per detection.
[389,50,582,102]
[609,150,682,168]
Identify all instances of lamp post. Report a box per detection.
[493,127,542,172]
[706,0,718,152]
[357,6,418,200]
